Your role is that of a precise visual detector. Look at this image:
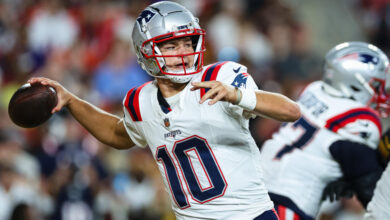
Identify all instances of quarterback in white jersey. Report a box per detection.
[123,61,274,219]
[27,1,300,219]
[260,42,390,220]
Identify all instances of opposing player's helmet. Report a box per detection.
[131,1,205,83]
[323,41,390,117]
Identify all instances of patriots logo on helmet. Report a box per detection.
[137,10,156,25]
[339,53,379,65]
[231,72,249,88]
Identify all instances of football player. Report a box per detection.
[259,42,389,220]
[28,1,300,219]
[322,128,390,219]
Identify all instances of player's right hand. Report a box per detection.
[190,81,238,105]
[27,77,74,114]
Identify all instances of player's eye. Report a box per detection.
[162,45,176,51]
[184,43,192,48]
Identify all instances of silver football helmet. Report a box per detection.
[131,1,205,83]
[323,41,390,117]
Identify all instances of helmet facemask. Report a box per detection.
[141,28,206,83]
[368,78,390,117]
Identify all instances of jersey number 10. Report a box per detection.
[156,135,227,209]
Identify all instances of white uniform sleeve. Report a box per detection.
[122,104,148,148]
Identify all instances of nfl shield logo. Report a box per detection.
[164,118,170,127]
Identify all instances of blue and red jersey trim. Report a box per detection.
[253,209,280,220]
[124,81,152,121]
[160,104,172,114]
[269,193,314,220]
[200,61,228,98]
[325,107,382,134]
[275,205,301,220]
[157,87,172,114]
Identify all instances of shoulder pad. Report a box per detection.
[325,107,382,148]
[325,107,382,134]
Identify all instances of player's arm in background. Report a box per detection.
[27,77,135,150]
[250,89,301,122]
[322,139,384,208]
[191,82,301,122]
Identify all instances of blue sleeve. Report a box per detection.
[329,140,381,181]
[329,140,383,207]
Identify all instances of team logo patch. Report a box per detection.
[339,53,379,65]
[136,10,156,25]
[164,118,170,127]
[231,72,249,88]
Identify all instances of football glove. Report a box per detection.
[321,178,354,202]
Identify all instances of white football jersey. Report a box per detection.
[122,61,274,219]
[260,81,381,218]
[365,161,390,219]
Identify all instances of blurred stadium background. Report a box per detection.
[0,0,388,219]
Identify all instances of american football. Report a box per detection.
[8,83,58,128]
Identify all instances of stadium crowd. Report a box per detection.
[0,0,388,219]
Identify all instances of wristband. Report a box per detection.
[234,87,242,104]
[237,88,257,111]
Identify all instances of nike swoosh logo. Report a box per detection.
[233,67,241,73]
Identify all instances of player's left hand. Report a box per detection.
[191,81,238,105]
[321,178,354,202]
